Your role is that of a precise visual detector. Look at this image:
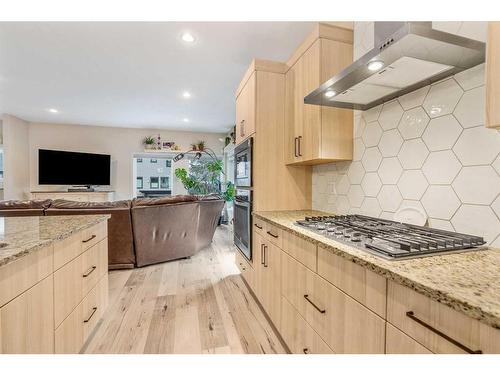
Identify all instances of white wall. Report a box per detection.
[2,114,30,200]
[28,122,225,200]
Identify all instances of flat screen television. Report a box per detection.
[38,149,111,186]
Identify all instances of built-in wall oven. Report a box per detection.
[234,138,253,260]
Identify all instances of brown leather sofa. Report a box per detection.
[130,195,224,267]
[0,195,224,269]
[45,200,136,270]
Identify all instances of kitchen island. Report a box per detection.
[0,214,110,353]
[235,210,500,354]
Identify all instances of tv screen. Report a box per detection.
[38,149,111,186]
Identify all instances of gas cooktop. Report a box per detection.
[295,215,486,260]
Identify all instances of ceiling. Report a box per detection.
[0,22,315,133]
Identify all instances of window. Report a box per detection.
[165,160,171,168]
[137,158,143,163]
[160,176,169,189]
[150,159,157,163]
[136,177,143,189]
[150,177,159,189]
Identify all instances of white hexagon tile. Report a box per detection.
[311,23,500,245]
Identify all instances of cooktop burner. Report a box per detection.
[295,214,486,260]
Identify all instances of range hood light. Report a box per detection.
[367,60,385,71]
[324,90,336,98]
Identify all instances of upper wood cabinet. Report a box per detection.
[235,72,256,144]
[285,24,354,165]
[486,22,500,129]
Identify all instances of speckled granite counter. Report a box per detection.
[0,215,110,267]
[254,210,500,329]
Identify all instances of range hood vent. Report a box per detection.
[304,22,486,111]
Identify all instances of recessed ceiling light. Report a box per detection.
[181,33,195,43]
[182,91,191,98]
[47,108,59,113]
[183,118,189,123]
[324,90,336,98]
[367,60,385,71]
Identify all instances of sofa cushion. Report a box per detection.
[132,194,197,207]
[49,199,131,209]
[0,199,52,210]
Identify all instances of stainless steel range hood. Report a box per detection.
[304,22,486,111]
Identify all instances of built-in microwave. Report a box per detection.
[234,138,252,188]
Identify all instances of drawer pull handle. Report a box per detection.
[267,231,278,239]
[84,307,98,323]
[304,294,326,314]
[405,311,482,354]
[303,348,309,354]
[83,266,97,278]
[263,245,268,268]
[261,244,265,265]
[82,234,97,243]
[254,223,263,229]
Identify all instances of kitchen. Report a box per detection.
[233,21,500,354]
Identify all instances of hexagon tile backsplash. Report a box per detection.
[312,22,500,247]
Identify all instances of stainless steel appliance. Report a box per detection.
[234,138,252,188]
[296,214,486,260]
[234,189,252,260]
[305,22,486,110]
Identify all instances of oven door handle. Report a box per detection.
[234,200,251,208]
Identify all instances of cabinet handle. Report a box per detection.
[254,223,263,229]
[304,294,326,314]
[298,136,303,156]
[82,234,97,243]
[82,265,97,278]
[303,348,309,354]
[264,245,268,268]
[261,244,265,265]
[84,307,98,323]
[267,230,278,239]
[405,311,482,354]
[294,137,299,157]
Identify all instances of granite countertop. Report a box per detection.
[0,215,110,268]
[254,210,500,329]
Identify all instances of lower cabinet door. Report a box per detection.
[0,276,54,353]
[386,323,432,354]
[55,300,84,354]
[260,242,282,330]
[281,297,333,354]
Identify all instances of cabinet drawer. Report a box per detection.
[282,230,317,271]
[54,253,84,327]
[282,252,385,353]
[55,274,108,354]
[317,245,386,318]
[387,281,500,354]
[253,217,265,236]
[280,296,333,354]
[235,249,255,291]
[386,323,432,354]
[263,223,282,248]
[81,239,108,296]
[81,222,107,251]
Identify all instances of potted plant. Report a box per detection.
[197,140,206,151]
[143,136,156,150]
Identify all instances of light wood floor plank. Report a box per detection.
[84,225,286,354]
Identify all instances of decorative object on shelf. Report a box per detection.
[230,126,236,144]
[224,136,231,147]
[197,140,205,151]
[161,141,175,150]
[156,134,161,149]
[172,144,181,151]
[143,136,156,150]
[191,143,198,151]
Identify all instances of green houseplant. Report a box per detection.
[143,136,156,150]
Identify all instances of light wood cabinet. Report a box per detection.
[486,22,500,129]
[235,72,256,145]
[0,276,54,353]
[387,281,500,354]
[285,25,354,166]
[386,323,432,354]
[281,251,385,353]
[280,296,333,354]
[235,248,255,291]
[317,245,387,318]
[282,230,317,272]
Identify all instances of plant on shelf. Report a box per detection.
[143,136,156,150]
[197,140,205,151]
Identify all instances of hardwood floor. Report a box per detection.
[83,225,287,354]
